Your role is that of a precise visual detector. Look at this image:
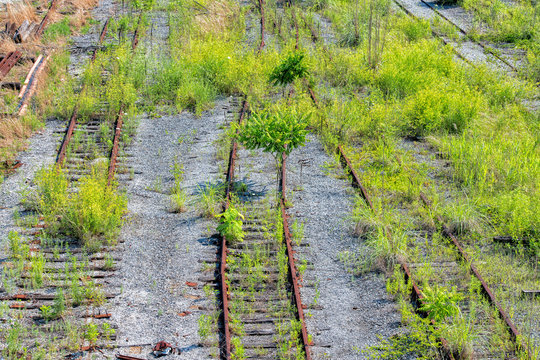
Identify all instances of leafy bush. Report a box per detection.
[401,86,481,137]
[269,52,310,87]
[62,169,127,247]
[238,110,309,164]
[419,285,463,322]
[26,166,127,249]
[217,206,244,243]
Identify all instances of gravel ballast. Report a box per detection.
[102,99,234,360]
[233,134,403,359]
[287,135,403,359]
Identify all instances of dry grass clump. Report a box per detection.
[194,0,239,36]
[0,35,17,53]
[3,1,38,27]
[70,0,98,10]
[0,118,31,161]
[69,8,88,28]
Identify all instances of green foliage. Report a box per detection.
[269,52,310,87]
[217,206,245,243]
[398,18,431,42]
[197,183,224,218]
[62,169,127,247]
[198,314,213,343]
[419,285,463,322]
[84,323,99,345]
[238,110,309,163]
[376,40,454,98]
[27,166,127,249]
[25,167,69,223]
[39,305,55,322]
[176,76,217,116]
[43,18,71,42]
[170,162,187,212]
[39,288,66,321]
[231,337,246,360]
[401,85,481,137]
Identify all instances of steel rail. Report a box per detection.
[220,100,248,359]
[105,15,143,185]
[417,0,518,73]
[336,145,456,360]
[91,17,111,62]
[56,17,138,167]
[0,51,23,80]
[132,13,144,51]
[258,0,266,51]
[107,105,125,186]
[419,192,531,358]
[56,19,111,164]
[35,0,59,38]
[280,154,312,360]
[392,0,517,74]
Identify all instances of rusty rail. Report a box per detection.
[107,106,125,186]
[35,0,59,37]
[418,0,518,73]
[91,18,111,62]
[258,0,266,51]
[220,100,248,359]
[280,154,312,360]
[132,13,143,51]
[337,145,456,360]
[419,192,530,357]
[0,51,22,80]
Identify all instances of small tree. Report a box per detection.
[237,110,309,192]
[269,52,309,89]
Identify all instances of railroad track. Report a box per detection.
[1,12,145,354]
[337,145,535,359]
[392,0,521,76]
[212,100,312,359]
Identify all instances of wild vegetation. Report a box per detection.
[0,0,538,358]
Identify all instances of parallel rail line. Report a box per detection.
[392,0,519,75]
[219,100,311,359]
[337,145,531,359]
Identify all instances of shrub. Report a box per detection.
[401,86,481,137]
[238,110,310,166]
[269,51,310,87]
[62,169,127,247]
[419,285,463,322]
[26,166,127,249]
[217,206,245,243]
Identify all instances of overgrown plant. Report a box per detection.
[25,165,127,250]
[237,110,309,189]
[269,51,310,88]
[217,206,245,243]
